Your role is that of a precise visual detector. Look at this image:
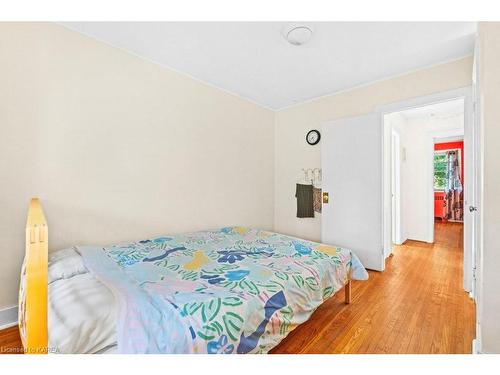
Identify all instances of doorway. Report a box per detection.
[320,86,480,351]
[386,99,465,247]
[381,88,474,293]
[320,87,478,281]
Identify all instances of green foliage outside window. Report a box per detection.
[434,153,447,190]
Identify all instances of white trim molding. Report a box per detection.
[0,305,18,330]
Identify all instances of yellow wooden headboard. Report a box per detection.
[18,198,48,354]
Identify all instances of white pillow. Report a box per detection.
[49,272,117,353]
[48,248,88,284]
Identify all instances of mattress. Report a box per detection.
[48,227,367,354]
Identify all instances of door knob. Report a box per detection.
[469,206,478,213]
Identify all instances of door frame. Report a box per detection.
[377,86,473,287]
[390,129,402,249]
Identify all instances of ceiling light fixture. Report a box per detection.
[284,25,313,46]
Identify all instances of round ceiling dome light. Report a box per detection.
[284,25,313,46]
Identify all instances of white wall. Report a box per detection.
[478,22,500,354]
[388,111,464,243]
[0,23,275,309]
[275,57,473,242]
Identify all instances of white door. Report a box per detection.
[470,36,483,353]
[471,37,482,302]
[463,90,474,293]
[321,114,384,271]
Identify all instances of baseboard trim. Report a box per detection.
[472,338,482,354]
[0,305,18,330]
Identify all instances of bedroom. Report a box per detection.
[1,1,500,371]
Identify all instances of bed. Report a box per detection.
[20,198,368,354]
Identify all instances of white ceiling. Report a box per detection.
[399,98,465,120]
[61,22,477,110]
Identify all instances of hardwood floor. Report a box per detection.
[0,222,474,354]
[0,326,23,354]
[271,221,475,353]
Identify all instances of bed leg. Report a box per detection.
[345,280,351,304]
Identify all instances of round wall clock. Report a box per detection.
[306,129,321,145]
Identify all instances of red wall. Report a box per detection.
[434,140,464,219]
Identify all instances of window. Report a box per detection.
[434,152,447,190]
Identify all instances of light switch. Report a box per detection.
[322,192,329,204]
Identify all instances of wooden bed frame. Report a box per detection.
[18,198,351,354]
[19,198,48,354]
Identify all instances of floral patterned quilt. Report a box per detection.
[78,226,368,354]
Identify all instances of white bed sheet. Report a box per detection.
[48,249,117,354]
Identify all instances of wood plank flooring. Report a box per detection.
[0,326,23,354]
[271,221,475,353]
[0,221,475,354]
